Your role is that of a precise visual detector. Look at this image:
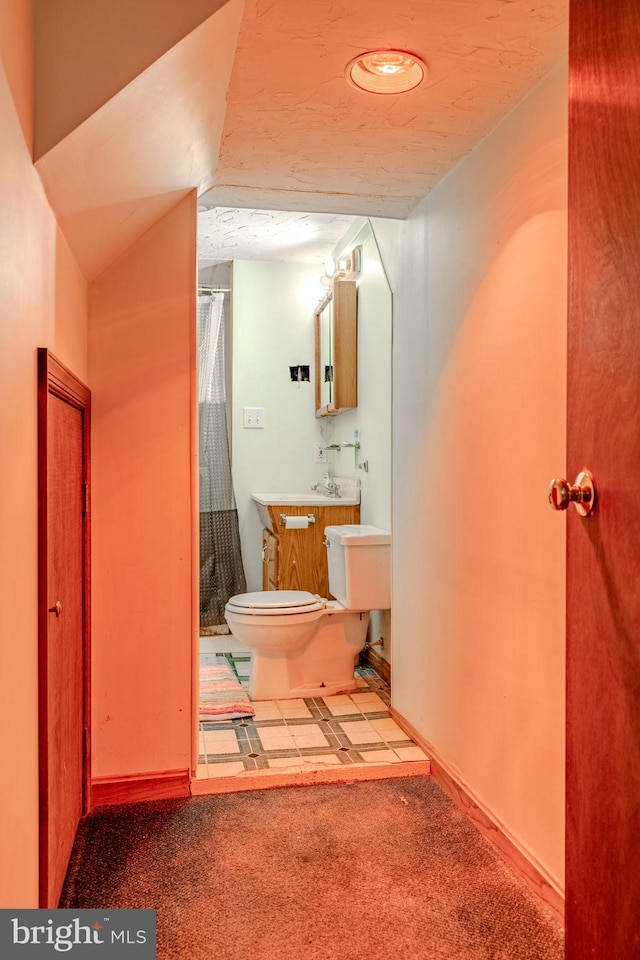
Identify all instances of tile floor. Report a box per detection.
[197,646,428,780]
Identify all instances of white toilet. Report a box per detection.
[224,524,391,700]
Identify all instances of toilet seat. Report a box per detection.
[225,590,326,617]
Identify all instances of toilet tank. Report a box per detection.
[324,524,391,610]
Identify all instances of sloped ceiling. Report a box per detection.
[35,1,244,280]
[206,0,568,216]
[34,0,232,160]
[35,0,568,281]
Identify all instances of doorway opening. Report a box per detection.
[193,206,412,787]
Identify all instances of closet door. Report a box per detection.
[38,349,91,906]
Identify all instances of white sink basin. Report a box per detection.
[252,491,360,507]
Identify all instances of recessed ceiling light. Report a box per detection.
[346,49,427,94]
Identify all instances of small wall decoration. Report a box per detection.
[290,365,310,382]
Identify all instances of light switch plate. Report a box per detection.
[243,407,264,428]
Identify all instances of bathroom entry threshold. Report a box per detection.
[191,757,432,796]
[194,657,430,793]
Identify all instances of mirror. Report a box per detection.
[318,293,333,409]
[314,279,357,417]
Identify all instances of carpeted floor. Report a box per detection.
[60,777,564,960]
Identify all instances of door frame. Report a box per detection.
[37,348,91,907]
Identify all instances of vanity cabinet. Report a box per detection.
[260,503,360,598]
[315,279,357,417]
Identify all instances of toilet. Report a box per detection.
[224,524,391,700]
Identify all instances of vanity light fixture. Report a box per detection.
[324,254,350,280]
[323,246,362,281]
[346,49,427,95]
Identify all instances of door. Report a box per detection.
[37,349,91,907]
[566,2,640,955]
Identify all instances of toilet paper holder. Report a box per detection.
[279,513,316,527]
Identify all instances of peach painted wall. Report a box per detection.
[392,62,568,890]
[89,195,195,779]
[0,0,88,906]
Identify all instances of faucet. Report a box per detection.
[311,472,341,498]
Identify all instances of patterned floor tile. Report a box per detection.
[351,691,386,707]
[338,720,385,745]
[204,726,239,742]
[267,757,304,769]
[370,717,411,741]
[320,732,342,750]
[335,733,354,748]
[359,749,400,764]
[206,761,246,778]
[257,748,300,761]
[251,701,282,722]
[393,745,430,761]
[258,728,296,751]
[204,739,241,756]
[301,754,341,765]
[323,700,362,717]
[291,726,329,749]
[276,699,312,719]
[196,657,427,779]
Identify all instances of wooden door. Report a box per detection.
[37,350,91,907]
[566,2,640,955]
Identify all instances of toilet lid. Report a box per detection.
[225,590,325,616]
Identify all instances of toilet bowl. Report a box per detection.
[224,525,390,700]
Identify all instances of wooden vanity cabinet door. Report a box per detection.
[278,527,320,594]
[265,504,361,596]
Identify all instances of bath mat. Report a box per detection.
[199,656,254,721]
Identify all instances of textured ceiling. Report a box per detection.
[204,0,568,217]
[35,0,568,280]
[198,208,357,266]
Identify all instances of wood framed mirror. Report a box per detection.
[314,279,357,417]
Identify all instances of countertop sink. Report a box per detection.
[252,479,360,508]
[252,491,360,507]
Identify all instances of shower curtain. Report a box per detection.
[198,293,246,627]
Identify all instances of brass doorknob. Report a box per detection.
[48,600,62,617]
[547,469,595,517]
